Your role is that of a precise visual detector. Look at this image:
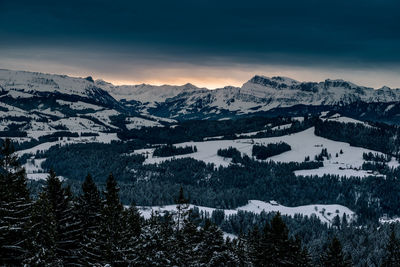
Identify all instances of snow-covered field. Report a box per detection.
[16,133,119,157]
[56,100,103,111]
[322,113,372,127]
[125,117,163,130]
[139,200,355,226]
[134,127,398,177]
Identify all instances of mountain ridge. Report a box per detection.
[2,68,400,122]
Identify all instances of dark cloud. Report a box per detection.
[1,0,399,67]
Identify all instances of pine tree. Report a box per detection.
[44,170,81,265]
[197,219,229,265]
[0,138,31,265]
[122,202,142,265]
[320,236,352,267]
[382,228,400,267]
[24,193,61,266]
[134,212,176,266]
[76,174,103,265]
[100,173,125,265]
[175,186,190,233]
[250,213,309,266]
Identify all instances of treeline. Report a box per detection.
[315,120,400,156]
[1,139,361,266]
[117,115,316,143]
[153,144,197,157]
[252,142,291,160]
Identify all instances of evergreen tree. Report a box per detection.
[175,186,190,233]
[197,219,231,265]
[250,213,309,266]
[44,170,81,265]
[321,236,352,267]
[382,228,400,267]
[122,202,142,264]
[100,173,125,265]
[25,193,61,266]
[76,174,103,265]
[0,138,31,265]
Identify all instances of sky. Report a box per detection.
[1,0,400,89]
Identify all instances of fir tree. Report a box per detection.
[121,202,142,264]
[44,170,81,265]
[100,173,125,265]
[321,236,352,267]
[76,174,103,265]
[250,213,309,266]
[382,228,400,267]
[0,138,31,265]
[25,193,61,266]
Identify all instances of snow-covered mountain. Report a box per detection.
[147,75,400,119]
[0,69,169,138]
[96,79,204,104]
[2,69,400,127]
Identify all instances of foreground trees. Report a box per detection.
[0,139,31,265]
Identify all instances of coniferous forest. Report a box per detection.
[2,134,400,266]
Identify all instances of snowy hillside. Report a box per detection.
[134,127,398,178]
[139,200,356,226]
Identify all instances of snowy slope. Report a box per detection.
[2,68,400,121]
[139,200,355,226]
[96,80,204,103]
[0,69,115,102]
[145,75,400,119]
[134,127,398,177]
[16,133,119,157]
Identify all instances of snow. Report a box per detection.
[86,109,120,129]
[271,123,292,131]
[379,217,400,224]
[125,117,163,130]
[16,133,119,156]
[102,82,201,103]
[138,200,355,226]
[134,127,397,177]
[385,104,395,112]
[49,117,108,132]
[323,114,370,126]
[56,100,103,111]
[0,69,100,97]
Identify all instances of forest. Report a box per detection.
[2,138,400,266]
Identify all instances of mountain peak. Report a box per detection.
[248,75,299,88]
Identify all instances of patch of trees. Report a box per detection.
[153,144,197,157]
[252,142,291,160]
[315,148,330,161]
[217,147,241,162]
[315,119,399,155]
[41,142,145,183]
[80,132,99,137]
[363,152,391,162]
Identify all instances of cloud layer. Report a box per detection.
[1,0,399,88]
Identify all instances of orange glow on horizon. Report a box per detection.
[105,77,245,89]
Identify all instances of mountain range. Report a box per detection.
[1,68,400,136]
